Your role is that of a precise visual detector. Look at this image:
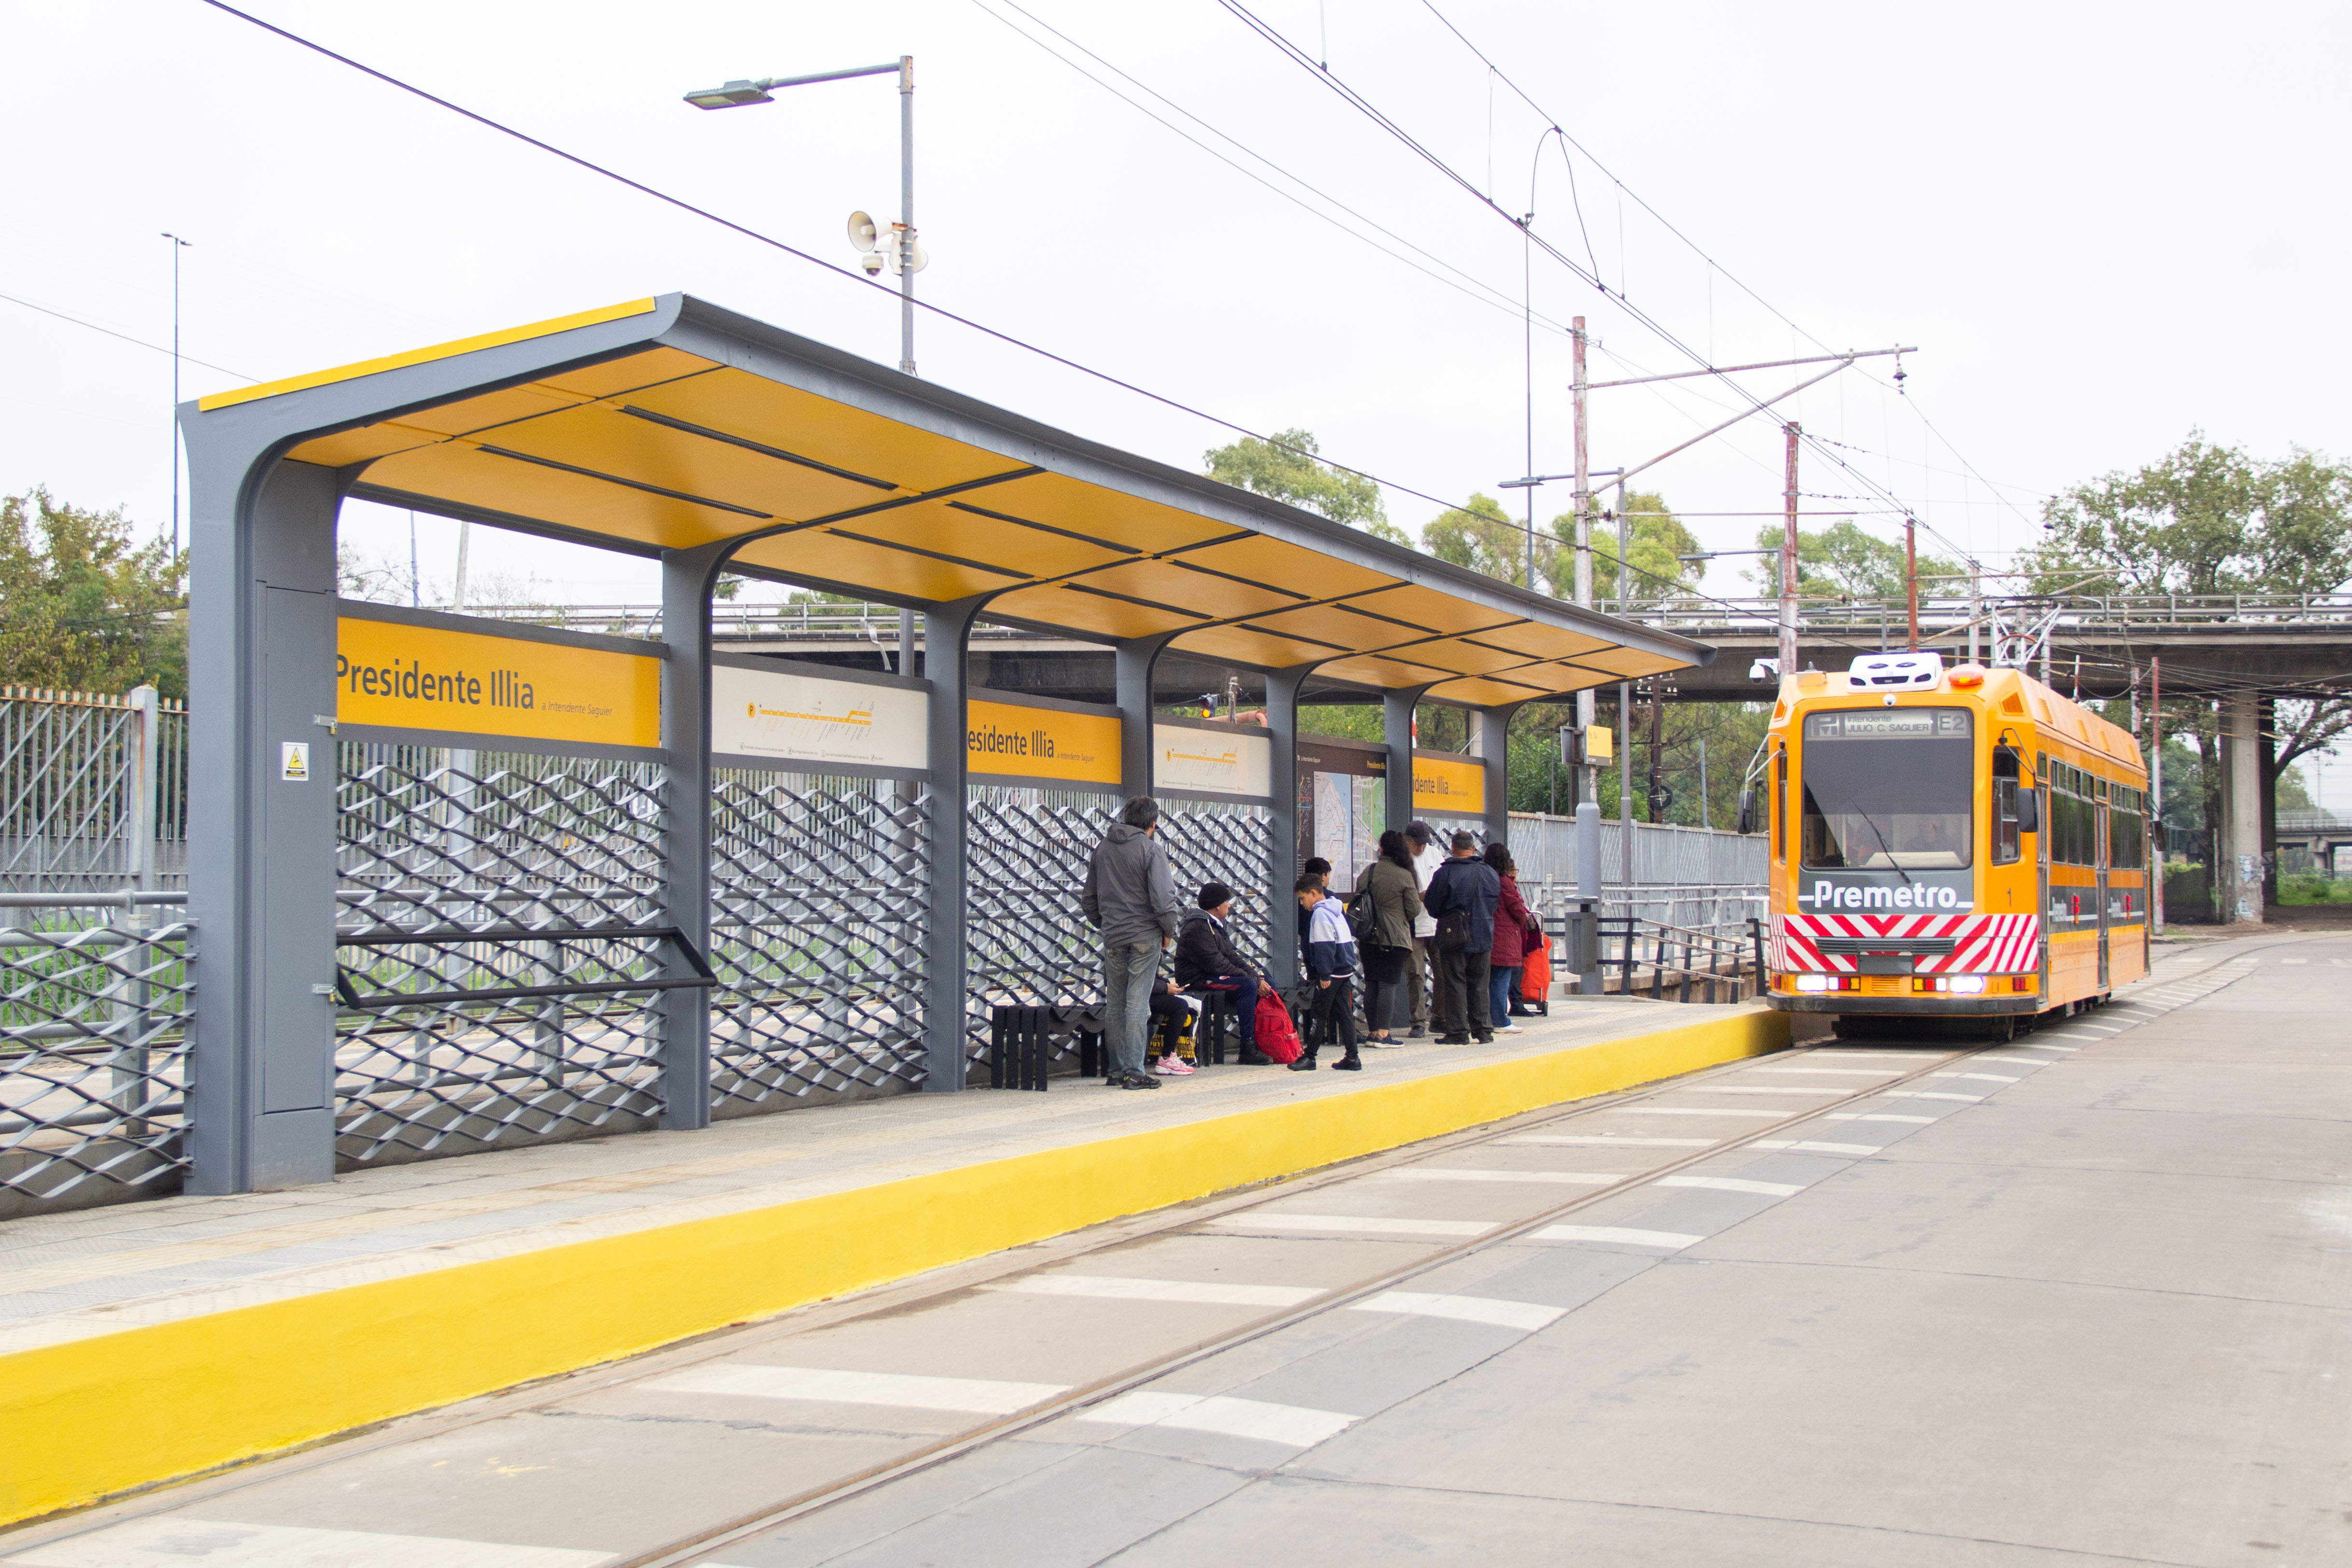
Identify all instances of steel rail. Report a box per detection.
[0,944,2272,1568]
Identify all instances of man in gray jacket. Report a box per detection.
[1082,796,1182,1089]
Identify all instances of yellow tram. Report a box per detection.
[1757,652,2149,1029]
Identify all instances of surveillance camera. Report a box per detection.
[857,251,887,277]
[1749,658,1780,683]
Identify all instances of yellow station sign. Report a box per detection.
[967,698,1120,786]
[335,617,662,749]
[1412,754,1486,816]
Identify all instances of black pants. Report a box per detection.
[1437,946,1492,1038]
[1309,976,1357,1058]
[1359,943,1406,1033]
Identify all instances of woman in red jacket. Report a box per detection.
[1482,844,1539,1034]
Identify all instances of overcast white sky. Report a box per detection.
[6,2,2349,776]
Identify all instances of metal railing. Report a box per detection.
[0,685,186,895]
[457,593,2352,648]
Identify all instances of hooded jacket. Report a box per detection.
[1301,894,1360,983]
[1081,822,1180,950]
[1173,907,1254,987]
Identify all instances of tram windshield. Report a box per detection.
[1799,708,1973,870]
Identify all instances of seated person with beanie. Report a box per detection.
[1174,882,1271,1059]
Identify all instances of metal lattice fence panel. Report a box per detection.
[709,771,929,1114]
[962,791,1274,1075]
[1158,802,1274,971]
[964,787,1114,1074]
[0,917,192,1216]
[332,743,670,1167]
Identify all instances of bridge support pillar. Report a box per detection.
[2222,691,2265,925]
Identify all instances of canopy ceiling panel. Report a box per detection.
[986,582,1207,638]
[202,294,1710,703]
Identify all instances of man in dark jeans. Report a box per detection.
[1082,796,1181,1089]
[1420,830,1500,1044]
[1174,882,1272,1062]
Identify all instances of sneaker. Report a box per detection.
[1496,1022,1523,1034]
[1474,1031,1495,1044]
[1153,1057,1195,1076]
[1287,1055,1319,1071]
[1332,1055,1362,1071]
[1111,1070,1161,1089]
[1438,1032,1471,1045]
[1406,1025,1428,1040]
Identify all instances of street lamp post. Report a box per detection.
[161,232,191,559]
[686,57,925,670]
[685,57,920,375]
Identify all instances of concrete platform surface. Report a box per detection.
[0,996,1786,1527]
[1,932,2326,1568]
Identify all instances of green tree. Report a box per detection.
[2025,434,2352,596]
[0,488,187,697]
[1205,428,1410,547]
[1559,491,1699,605]
[1423,493,1543,588]
[1743,519,1960,600]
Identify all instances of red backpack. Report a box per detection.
[1253,990,1303,1064]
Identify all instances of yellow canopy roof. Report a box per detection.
[204,295,1710,703]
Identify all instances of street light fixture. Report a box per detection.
[682,57,923,376]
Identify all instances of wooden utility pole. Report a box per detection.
[1905,517,1919,648]
[1780,423,1801,674]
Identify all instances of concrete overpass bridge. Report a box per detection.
[504,591,2352,708]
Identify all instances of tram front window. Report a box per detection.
[1799,708,1973,870]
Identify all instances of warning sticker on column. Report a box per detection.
[281,742,310,781]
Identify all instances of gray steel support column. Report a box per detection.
[1115,632,1179,797]
[1383,688,1425,831]
[658,542,727,1131]
[1475,704,1521,847]
[1266,664,1314,989]
[923,594,989,1089]
[186,457,341,1194]
[2223,690,2264,925]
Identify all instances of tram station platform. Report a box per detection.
[0,999,1786,1529]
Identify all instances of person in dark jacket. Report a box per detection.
[1421,830,1501,1044]
[1483,843,1540,1034]
[1173,882,1269,1059]
[1352,830,1422,1045]
[1082,796,1181,1089]
[1295,875,1362,1072]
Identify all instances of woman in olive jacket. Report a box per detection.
[1353,830,1423,1045]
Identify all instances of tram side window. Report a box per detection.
[2111,786,2146,871]
[1772,749,1786,861]
[1993,750,2022,865]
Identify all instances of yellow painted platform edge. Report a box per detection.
[0,1007,1783,1526]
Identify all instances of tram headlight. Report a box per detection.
[1948,975,1988,995]
[1795,975,1834,993]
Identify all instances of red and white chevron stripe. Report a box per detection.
[1775,912,2040,975]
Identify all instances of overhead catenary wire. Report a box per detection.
[184,0,1900,654]
[188,0,1481,528]
[0,291,255,382]
[961,0,1585,344]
